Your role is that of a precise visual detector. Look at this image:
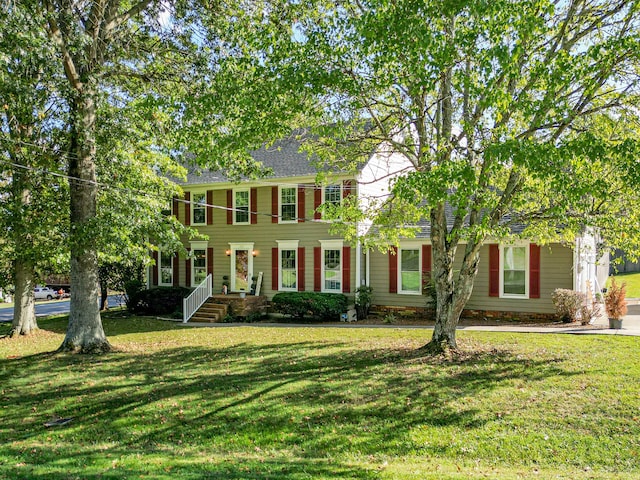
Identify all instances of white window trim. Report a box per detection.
[158,249,174,287]
[319,239,343,293]
[191,191,207,226]
[277,240,299,291]
[229,242,254,292]
[190,241,208,287]
[233,188,250,225]
[278,186,298,224]
[398,246,422,295]
[499,242,530,299]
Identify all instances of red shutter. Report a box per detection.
[389,246,398,293]
[298,185,305,223]
[298,247,305,291]
[314,187,322,220]
[314,247,322,291]
[206,190,213,225]
[343,180,353,199]
[489,244,500,297]
[342,246,351,293]
[250,188,258,224]
[529,243,541,299]
[184,192,191,226]
[185,248,192,287]
[422,244,432,292]
[272,186,278,223]
[172,197,179,219]
[207,247,214,277]
[152,251,159,286]
[173,255,179,287]
[226,189,233,224]
[272,248,279,291]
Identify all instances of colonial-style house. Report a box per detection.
[150,137,608,322]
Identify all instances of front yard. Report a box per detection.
[0,314,638,479]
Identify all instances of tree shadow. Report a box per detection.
[0,337,578,478]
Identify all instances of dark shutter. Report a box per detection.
[314,247,322,291]
[206,191,213,225]
[389,246,398,293]
[173,255,179,287]
[343,180,353,199]
[152,251,159,286]
[250,188,258,224]
[342,246,351,293]
[184,192,191,226]
[185,248,192,288]
[489,244,500,297]
[272,187,278,223]
[314,187,322,220]
[298,247,305,291]
[422,244,432,292]
[172,197,179,219]
[529,243,541,299]
[226,190,233,224]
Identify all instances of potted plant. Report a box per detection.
[604,278,627,329]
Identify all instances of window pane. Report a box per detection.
[281,250,296,269]
[504,270,526,295]
[504,246,525,270]
[401,249,419,271]
[401,271,421,292]
[161,268,173,284]
[281,187,296,204]
[193,193,206,224]
[282,270,297,289]
[282,204,296,222]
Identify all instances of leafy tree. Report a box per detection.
[216,0,640,351]
[0,2,69,336]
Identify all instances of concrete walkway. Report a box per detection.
[181,303,640,336]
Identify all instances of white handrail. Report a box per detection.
[183,274,212,323]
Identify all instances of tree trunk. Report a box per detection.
[58,88,110,353]
[10,259,38,337]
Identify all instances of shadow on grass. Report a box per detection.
[0,337,577,478]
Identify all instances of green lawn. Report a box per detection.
[610,271,640,298]
[1,314,639,479]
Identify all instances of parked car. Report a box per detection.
[34,287,58,300]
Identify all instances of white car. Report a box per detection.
[34,287,58,300]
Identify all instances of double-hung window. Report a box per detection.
[190,242,208,286]
[501,244,528,297]
[192,192,206,225]
[277,240,299,291]
[280,187,297,223]
[320,240,342,293]
[159,250,173,286]
[399,248,421,294]
[234,189,250,224]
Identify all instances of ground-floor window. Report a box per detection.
[159,250,173,286]
[399,248,421,294]
[501,244,528,298]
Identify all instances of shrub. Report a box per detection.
[271,292,348,321]
[551,289,585,323]
[124,279,145,311]
[128,286,191,316]
[605,278,627,320]
[355,286,373,320]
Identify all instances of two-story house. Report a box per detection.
[151,136,608,322]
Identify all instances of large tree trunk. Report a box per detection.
[10,259,38,337]
[58,88,110,353]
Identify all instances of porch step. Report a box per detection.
[189,300,229,323]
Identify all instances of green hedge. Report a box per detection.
[271,292,348,321]
[128,286,191,316]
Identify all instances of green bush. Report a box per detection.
[128,286,191,316]
[271,292,348,321]
[355,286,373,320]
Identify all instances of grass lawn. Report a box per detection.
[610,271,640,298]
[1,314,639,479]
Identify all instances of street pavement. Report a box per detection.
[0,295,126,323]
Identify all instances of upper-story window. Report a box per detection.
[280,186,297,223]
[324,184,342,206]
[501,244,529,298]
[234,189,250,224]
[192,192,206,225]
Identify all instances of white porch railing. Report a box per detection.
[183,274,212,323]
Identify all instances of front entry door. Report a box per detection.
[230,243,253,293]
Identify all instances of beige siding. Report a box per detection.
[369,242,574,314]
[178,185,355,298]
